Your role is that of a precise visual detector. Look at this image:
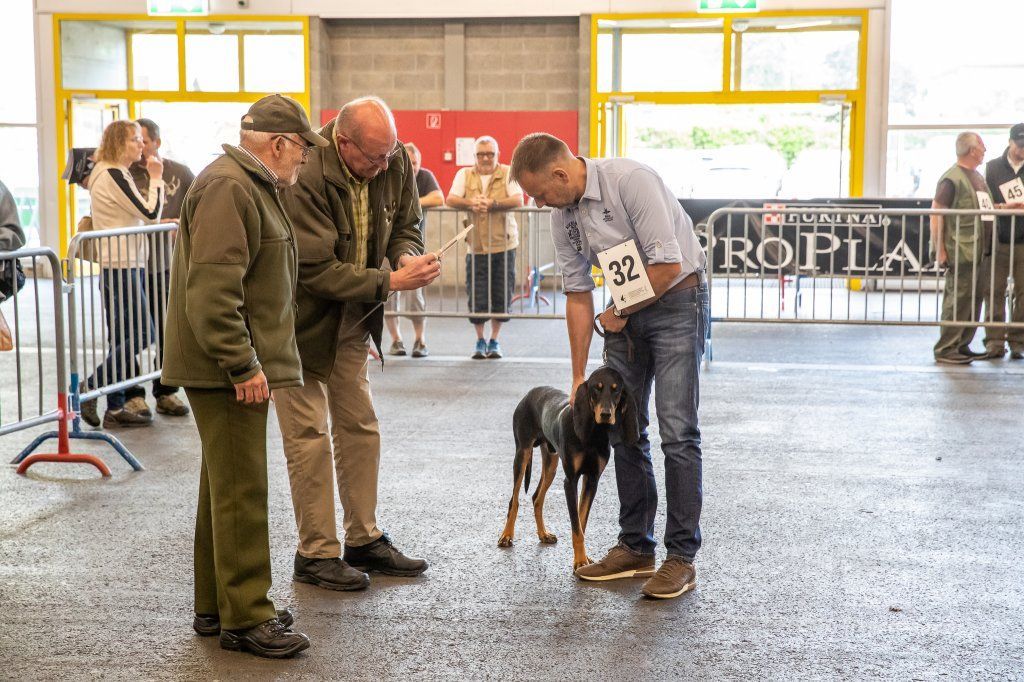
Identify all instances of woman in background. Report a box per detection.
[80,120,164,429]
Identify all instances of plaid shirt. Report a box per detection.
[339,155,371,269]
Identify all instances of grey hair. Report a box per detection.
[475,135,499,151]
[404,141,420,156]
[239,129,276,149]
[956,132,980,157]
[509,132,573,183]
[335,96,396,141]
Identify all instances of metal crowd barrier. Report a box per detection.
[702,206,1024,331]
[392,207,596,321]
[1,247,112,476]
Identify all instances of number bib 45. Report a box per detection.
[596,239,655,311]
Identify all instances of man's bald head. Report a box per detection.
[335,96,397,148]
[334,96,399,180]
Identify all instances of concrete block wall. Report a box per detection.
[319,17,587,150]
[324,20,446,110]
[463,19,579,111]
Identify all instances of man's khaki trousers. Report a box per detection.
[274,321,382,559]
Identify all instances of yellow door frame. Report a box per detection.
[52,13,312,256]
[590,9,869,197]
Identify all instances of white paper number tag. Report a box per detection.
[1000,177,1024,203]
[596,239,655,311]
[977,191,996,222]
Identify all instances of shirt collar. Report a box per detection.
[233,144,279,186]
[338,149,369,189]
[580,157,601,202]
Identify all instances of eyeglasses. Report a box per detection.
[476,152,496,159]
[275,135,312,160]
[340,135,401,168]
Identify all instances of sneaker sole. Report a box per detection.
[642,579,697,600]
[293,572,369,591]
[156,408,190,416]
[220,634,310,659]
[346,563,428,577]
[575,567,655,582]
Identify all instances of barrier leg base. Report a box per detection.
[17,452,111,477]
[68,430,145,472]
[10,429,145,472]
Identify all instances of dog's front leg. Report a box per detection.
[564,475,592,570]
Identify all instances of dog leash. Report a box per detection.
[593,313,636,363]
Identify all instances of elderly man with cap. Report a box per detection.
[161,94,328,659]
[273,96,439,593]
[982,123,1024,359]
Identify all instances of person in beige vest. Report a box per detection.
[446,136,524,359]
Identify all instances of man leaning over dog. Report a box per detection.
[274,96,441,591]
[510,133,709,600]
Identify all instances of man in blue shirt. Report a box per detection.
[511,133,709,600]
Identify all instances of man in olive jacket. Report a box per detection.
[162,95,327,659]
[275,96,440,591]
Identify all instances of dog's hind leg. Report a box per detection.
[531,444,560,544]
[498,446,532,547]
[564,474,592,570]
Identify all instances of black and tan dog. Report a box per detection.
[498,366,639,570]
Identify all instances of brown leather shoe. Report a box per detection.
[641,556,697,599]
[574,543,655,581]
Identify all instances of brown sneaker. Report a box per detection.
[641,557,697,599]
[156,394,190,416]
[124,396,153,418]
[574,543,655,581]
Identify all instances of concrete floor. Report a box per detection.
[1,319,1023,680]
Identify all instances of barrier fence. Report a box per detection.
[1,247,112,476]
[5,206,1022,474]
[701,206,1024,330]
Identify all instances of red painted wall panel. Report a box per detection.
[320,109,579,196]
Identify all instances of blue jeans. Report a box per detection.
[603,284,709,561]
[86,268,154,411]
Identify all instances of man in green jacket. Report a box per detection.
[275,96,440,591]
[162,95,328,658]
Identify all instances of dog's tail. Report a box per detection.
[523,455,534,497]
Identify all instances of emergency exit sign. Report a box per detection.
[147,0,209,16]
[699,0,758,10]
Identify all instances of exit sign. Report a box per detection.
[699,0,759,10]
[147,0,210,16]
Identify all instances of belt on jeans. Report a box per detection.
[666,270,707,294]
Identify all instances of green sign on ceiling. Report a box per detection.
[699,0,759,11]
[147,0,210,16]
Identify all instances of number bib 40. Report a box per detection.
[596,239,655,311]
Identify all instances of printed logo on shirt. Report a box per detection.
[602,208,613,223]
[166,175,182,198]
[565,220,583,253]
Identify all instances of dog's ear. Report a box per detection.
[617,388,641,446]
[572,382,594,442]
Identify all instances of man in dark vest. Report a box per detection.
[982,123,1024,359]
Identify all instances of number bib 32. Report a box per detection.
[596,239,656,311]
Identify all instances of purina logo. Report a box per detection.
[602,209,614,223]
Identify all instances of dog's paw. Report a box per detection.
[498,535,514,548]
[538,532,558,544]
[573,556,594,571]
